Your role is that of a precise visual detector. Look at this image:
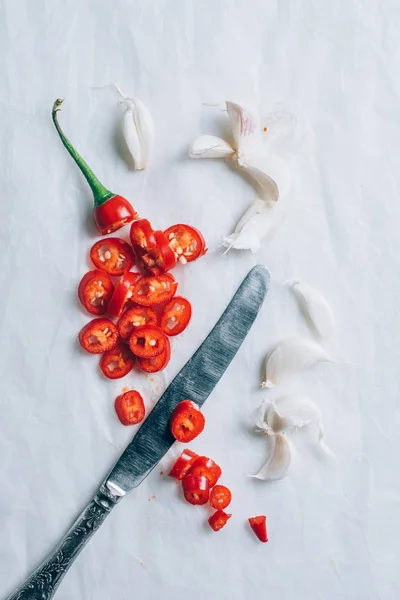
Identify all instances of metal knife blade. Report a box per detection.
[106,265,269,495]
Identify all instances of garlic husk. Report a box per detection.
[226,101,260,156]
[262,337,334,388]
[222,198,283,253]
[189,135,235,159]
[290,281,335,339]
[250,433,292,481]
[237,153,291,201]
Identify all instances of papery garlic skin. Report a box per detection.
[222,198,283,253]
[250,433,292,481]
[189,135,235,159]
[262,337,334,388]
[290,281,335,339]
[122,97,154,170]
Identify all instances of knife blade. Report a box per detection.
[106,264,269,495]
[6,265,269,600]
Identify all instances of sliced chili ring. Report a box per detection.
[188,456,221,488]
[130,274,178,307]
[99,343,135,379]
[182,473,210,505]
[129,324,166,358]
[130,219,157,251]
[114,390,145,426]
[90,238,135,276]
[164,224,207,264]
[79,318,119,354]
[209,485,232,510]
[118,305,159,340]
[78,270,114,316]
[168,448,198,480]
[208,510,232,532]
[107,272,140,318]
[137,338,171,373]
[133,228,177,275]
[161,296,192,337]
[248,515,268,543]
[170,400,205,443]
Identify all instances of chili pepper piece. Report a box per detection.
[208,510,232,532]
[99,343,135,379]
[164,224,207,263]
[137,337,171,373]
[182,473,210,505]
[130,274,178,307]
[209,485,232,510]
[248,515,268,543]
[170,400,205,443]
[79,318,119,354]
[188,456,221,487]
[129,324,166,358]
[168,448,199,480]
[52,100,137,235]
[107,272,140,318]
[131,221,176,275]
[78,270,114,316]
[115,390,145,426]
[118,306,159,340]
[90,238,135,276]
[161,296,192,336]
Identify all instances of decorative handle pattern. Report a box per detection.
[6,485,121,600]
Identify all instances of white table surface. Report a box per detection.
[1,1,399,599]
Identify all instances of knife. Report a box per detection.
[6,265,269,600]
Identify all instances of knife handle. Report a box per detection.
[6,484,122,600]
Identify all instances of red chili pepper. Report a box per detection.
[248,515,268,543]
[168,448,198,480]
[99,343,135,379]
[160,296,192,336]
[118,305,159,340]
[130,220,176,275]
[170,400,205,443]
[188,456,221,487]
[129,324,166,358]
[78,270,114,315]
[114,390,145,426]
[130,274,178,307]
[79,318,119,354]
[52,99,137,235]
[208,510,232,532]
[182,473,210,505]
[107,272,140,318]
[90,238,135,276]
[209,485,232,510]
[137,337,171,373]
[164,224,207,264]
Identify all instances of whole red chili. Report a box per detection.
[52,99,137,235]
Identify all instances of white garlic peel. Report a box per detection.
[262,337,335,388]
[290,280,335,339]
[222,198,283,253]
[189,101,291,202]
[252,396,333,480]
[114,84,154,171]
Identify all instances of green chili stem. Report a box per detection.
[52,99,113,207]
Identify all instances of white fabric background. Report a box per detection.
[1,1,399,598]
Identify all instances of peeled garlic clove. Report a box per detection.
[250,433,292,481]
[226,101,260,155]
[290,281,335,339]
[189,135,235,159]
[222,198,283,253]
[261,337,334,388]
[237,153,291,202]
[121,97,154,170]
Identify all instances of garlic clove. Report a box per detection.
[226,101,260,156]
[261,337,334,388]
[222,198,283,253]
[250,433,292,481]
[237,153,291,202]
[121,97,154,170]
[189,135,235,159]
[290,281,335,339]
